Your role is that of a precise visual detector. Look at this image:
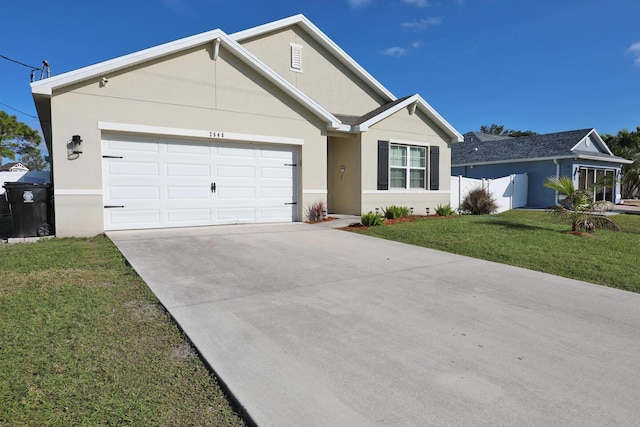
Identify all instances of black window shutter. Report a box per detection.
[429,146,440,190]
[377,140,389,190]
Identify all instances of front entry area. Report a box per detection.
[102,134,297,230]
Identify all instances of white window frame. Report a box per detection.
[389,143,427,190]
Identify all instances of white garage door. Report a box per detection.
[102,134,297,230]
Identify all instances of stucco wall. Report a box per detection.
[49,43,327,236]
[360,108,452,214]
[238,26,387,116]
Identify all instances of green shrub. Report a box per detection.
[305,200,326,222]
[361,212,384,226]
[381,205,411,219]
[460,187,498,215]
[435,203,457,216]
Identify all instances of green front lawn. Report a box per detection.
[0,236,245,426]
[351,210,640,293]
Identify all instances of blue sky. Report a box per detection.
[2,0,639,156]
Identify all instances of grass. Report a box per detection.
[351,210,640,293]
[0,235,246,426]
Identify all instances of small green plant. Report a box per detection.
[305,200,326,222]
[460,187,498,215]
[381,205,411,219]
[435,203,457,216]
[361,212,384,226]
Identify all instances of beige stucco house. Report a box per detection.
[31,14,462,237]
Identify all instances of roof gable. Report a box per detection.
[453,128,631,165]
[31,29,343,131]
[231,15,395,103]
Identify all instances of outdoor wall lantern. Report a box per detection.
[573,167,579,178]
[410,207,414,215]
[425,207,430,216]
[71,135,83,154]
[340,164,346,181]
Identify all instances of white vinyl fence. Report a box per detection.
[451,174,528,214]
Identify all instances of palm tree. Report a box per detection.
[543,176,620,233]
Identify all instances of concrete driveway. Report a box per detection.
[108,222,640,426]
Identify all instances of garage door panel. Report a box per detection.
[107,161,160,177]
[262,167,294,179]
[108,186,160,200]
[103,136,296,230]
[104,139,160,153]
[261,206,294,219]
[217,146,256,158]
[167,186,211,200]
[167,209,212,223]
[218,207,255,221]
[217,165,256,178]
[166,143,210,156]
[218,187,256,199]
[107,209,161,227]
[166,163,211,177]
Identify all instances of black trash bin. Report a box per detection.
[3,182,53,238]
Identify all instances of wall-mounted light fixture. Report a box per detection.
[410,207,414,215]
[425,207,430,216]
[340,164,346,181]
[71,135,83,154]
[573,167,579,178]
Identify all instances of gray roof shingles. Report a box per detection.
[452,128,628,165]
[334,95,413,127]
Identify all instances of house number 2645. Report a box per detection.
[209,131,225,138]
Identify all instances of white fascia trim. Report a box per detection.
[98,122,304,146]
[357,94,463,143]
[55,189,103,196]
[29,28,343,130]
[231,14,396,102]
[577,154,633,164]
[31,29,226,96]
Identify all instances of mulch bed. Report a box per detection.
[340,214,457,230]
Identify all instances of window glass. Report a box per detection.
[410,169,425,188]
[390,145,407,167]
[390,168,406,188]
[410,147,425,168]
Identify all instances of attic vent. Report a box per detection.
[290,43,303,72]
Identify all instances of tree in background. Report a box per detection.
[479,123,537,137]
[19,150,49,171]
[602,127,640,199]
[0,110,41,161]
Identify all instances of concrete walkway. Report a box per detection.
[108,222,640,426]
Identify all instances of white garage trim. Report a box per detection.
[98,122,304,146]
[102,134,298,231]
[55,189,103,196]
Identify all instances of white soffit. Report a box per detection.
[231,14,397,103]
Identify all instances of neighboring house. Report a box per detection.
[30,14,462,237]
[0,162,29,173]
[452,129,633,208]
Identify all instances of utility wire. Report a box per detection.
[0,53,39,70]
[0,102,38,119]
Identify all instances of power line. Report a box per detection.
[0,102,38,119]
[0,54,50,81]
[0,53,38,70]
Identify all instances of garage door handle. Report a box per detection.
[211,182,216,193]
